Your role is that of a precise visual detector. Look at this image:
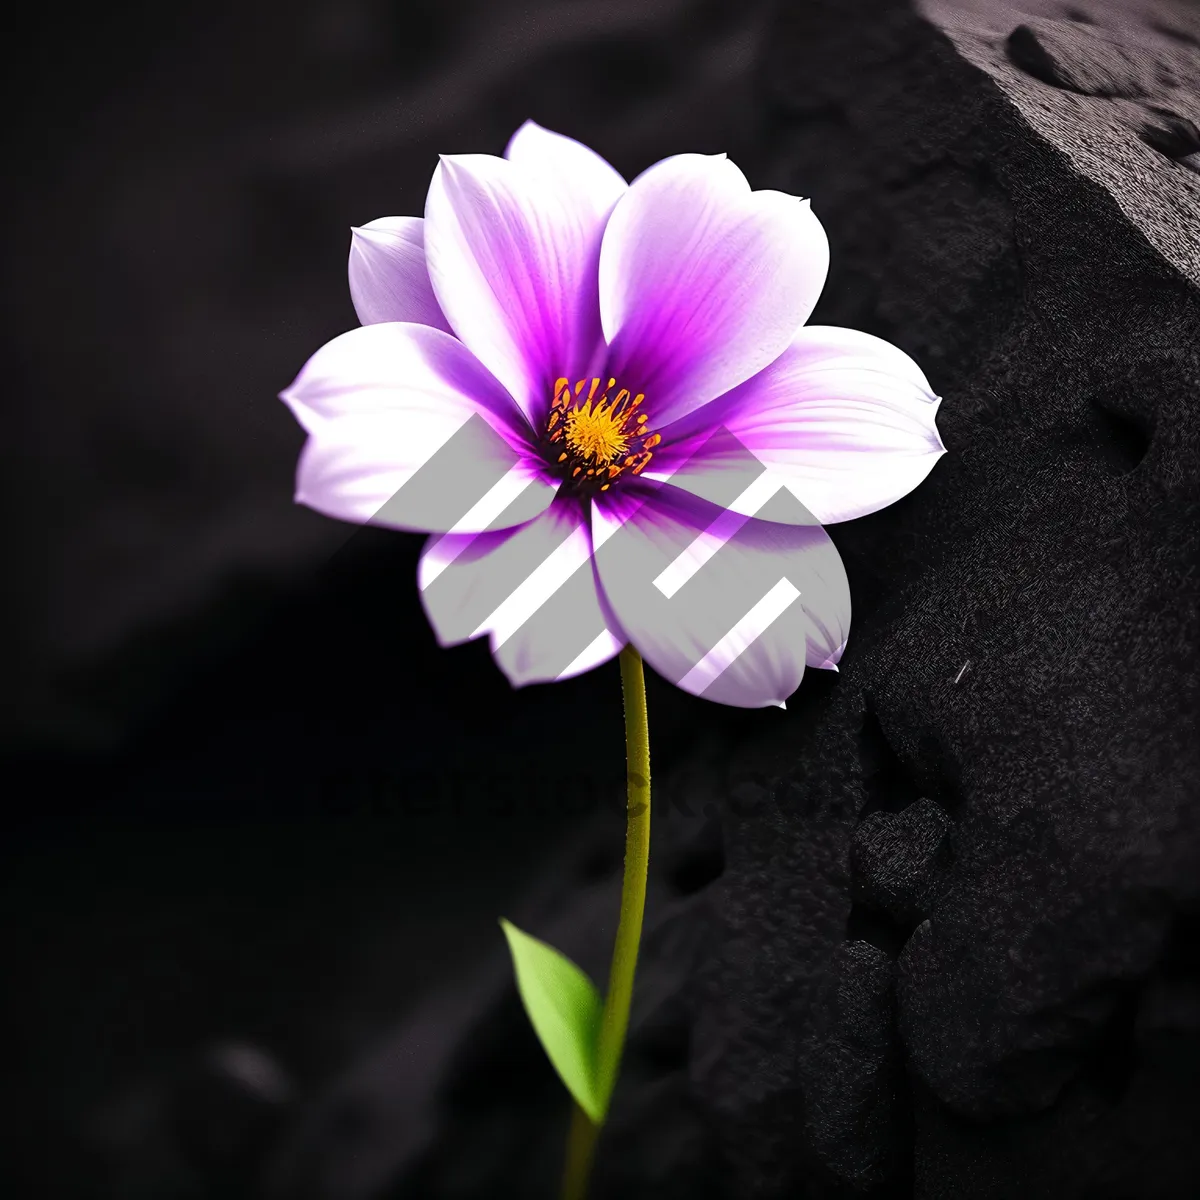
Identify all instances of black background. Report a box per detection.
[3,1,774,1195]
[4,1,1199,1198]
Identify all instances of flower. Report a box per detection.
[281,121,946,708]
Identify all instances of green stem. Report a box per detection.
[560,645,652,1200]
[560,1102,598,1200]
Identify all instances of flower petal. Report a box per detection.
[281,322,556,533]
[418,497,627,686]
[504,119,627,228]
[599,153,829,428]
[647,325,947,524]
[591,480,850,708]
[347,217,453,332]
[423,153,608,431]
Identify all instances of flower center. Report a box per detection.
[545,376,661,496]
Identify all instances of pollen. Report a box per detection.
[564,397,630,464]
[545,377,658,496]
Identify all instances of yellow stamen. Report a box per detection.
[564,399,631,465]
[546,375,659,493]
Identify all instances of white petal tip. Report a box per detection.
[771,700,787,710]
[504,120,538,157]
[348,223,397,250]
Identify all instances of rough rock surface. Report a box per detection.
[6,0,1199,1197]
[257,1,1200,1197]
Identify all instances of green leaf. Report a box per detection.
[499,917,604,1122]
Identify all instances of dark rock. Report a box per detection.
[1005,18,1181,97]
[1138,105,1200,160]
[850,799,952,926]
[798,940,907,1190]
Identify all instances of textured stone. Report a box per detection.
[798,940,905,1190]
[1005,18,1182,97]
[850,799,952,926]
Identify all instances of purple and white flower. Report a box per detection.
[281,121,945,708]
